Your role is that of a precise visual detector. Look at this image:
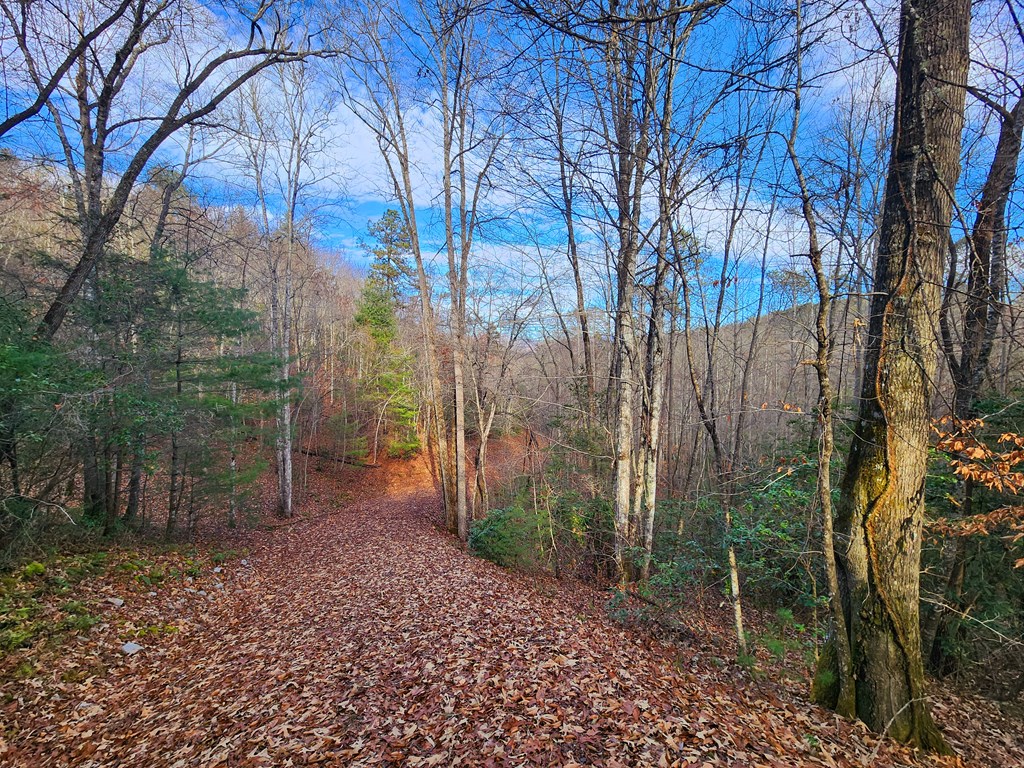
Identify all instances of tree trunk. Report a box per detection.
[612,277,638,583]
[788,0,855,716]
[639,248,669,582]
[813,0,968,751]
[928,96,1021,674]
[82,430,105,523]
[167,430,180,539]
[38,224,108,341]
[473,402,496,519]
[943,95,1021,418]
[278,250,294,519]
[103,443,122,536]
[452,344,469,540]
[124,437,145,525]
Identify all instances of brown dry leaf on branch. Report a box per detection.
[1,459,1021,767]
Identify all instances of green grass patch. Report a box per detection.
[211,549,243,565]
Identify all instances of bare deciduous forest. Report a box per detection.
[1,0,1023,765]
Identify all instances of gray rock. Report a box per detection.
[240,559,249,566]
[105,597,124,607]
[197,590,207,596]
[213,566,223,574]
[121,642,143,655]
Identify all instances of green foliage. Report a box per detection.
[211,549,242,564]
[733,460,819,605]
[552,491,613,547]
[64,552,109,584]
[326,411,367,460]
[12,660,36,679]
[363,209,413,304]
[115,555,174,586]
[920,392,1024,692]
[644,543,716,605]
[2,243,279,553]
[355,281,399,347]
[1,565,50,652]
[136,567,164,586]
[760,607,809,660]
[0,624,40,651]
[644,453,823,615]
[604,589,634,624]
[736,649,758,671]
[350,212,421,461]
[116,557,153,573]
[387,435,422,459]
[0,297,96,552]
[490,467,617,580]
[132,622,178,638]
[469,506,549,570]
[61,612,100,632]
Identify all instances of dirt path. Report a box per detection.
[3,462,1018,767]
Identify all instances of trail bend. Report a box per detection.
[3,460,1003,767]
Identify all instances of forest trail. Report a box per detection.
[3,459,1018,767]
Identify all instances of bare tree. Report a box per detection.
[466,265,538,517]
[813,0,969,751]
[15,0,319,341]
[928,2,1024,674]
[230,60,334,518]
[0,0,134,137]
[784,0,854,720]
[339,0,504,540]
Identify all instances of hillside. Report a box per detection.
[2,458,1021,767]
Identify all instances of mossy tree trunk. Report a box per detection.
[813,0,969,753]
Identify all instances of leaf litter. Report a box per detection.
[1,458,1020,767]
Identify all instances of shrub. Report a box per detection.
[387,435,421,459]
[469,506,549,570]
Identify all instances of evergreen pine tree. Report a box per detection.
[354,212,420,462]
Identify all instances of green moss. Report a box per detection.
[133,622,177,638]
[12,660,36,680]
[61,613,99,632]
[0,622,42,650]
[61,662,106,684]
[21,562,45,579]
[811,639,839,709]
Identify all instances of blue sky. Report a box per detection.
[1,0,1021,318]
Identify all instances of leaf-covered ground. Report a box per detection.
[2,458,1021,767]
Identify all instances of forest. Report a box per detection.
[0,0,1023,765]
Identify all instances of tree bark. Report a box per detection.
[787,0,855,717]
[928,94,1021,674]
[813,0,969,751]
